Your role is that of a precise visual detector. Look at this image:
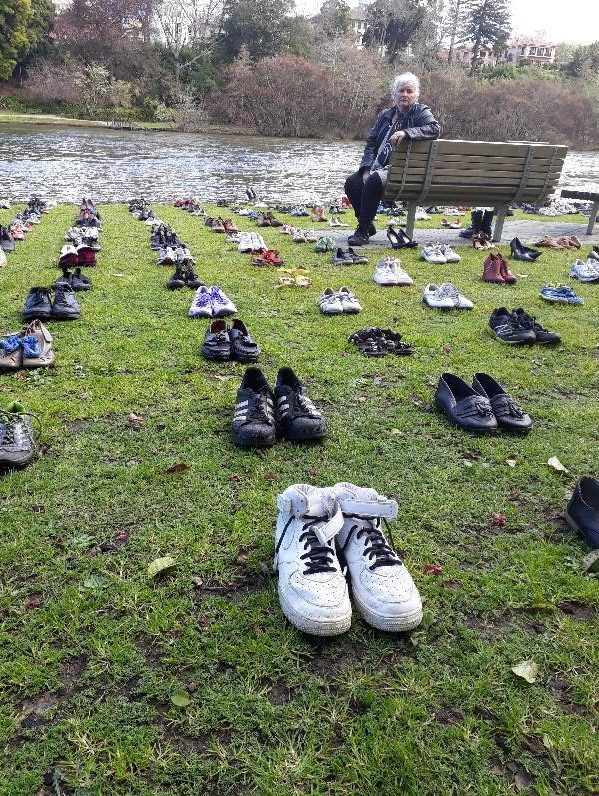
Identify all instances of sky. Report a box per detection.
[295,0,599,45]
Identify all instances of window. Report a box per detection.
[529,47,536,55]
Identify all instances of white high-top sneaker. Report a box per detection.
[274,484,352,636]
[333,483,422,632]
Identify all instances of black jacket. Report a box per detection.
[359,103,441,172]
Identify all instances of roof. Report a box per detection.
[510,39,556,48]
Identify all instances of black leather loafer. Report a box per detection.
[201,319,231,361]
[472,373,532,434]
[565,477,599,548]
[435,373,497,433]
[229,319,260,363]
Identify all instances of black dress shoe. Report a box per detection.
[229,319,260,363]
[510,237,542,261]
[472,373,532,434]
[565,477,599,548]
[201,319,231,361]
[274,368,326,442]
[435,373,498,433]
[51,285,81,320]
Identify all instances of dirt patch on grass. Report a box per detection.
[193,567,270,604]
[546,678,594,718]
[135,635,163,669]
[260,678,296,706]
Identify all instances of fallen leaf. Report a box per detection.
[16,372,26,382]
[24,595,42,610]
[113,531,129,544]
[506,459,517,468]
[212,374,235,381]
[127,412,145,430]
[547,456,568,473]
[390,428,402,435]
[307,469,318,477]
[462,459,473,467]
[228,474,241,482]
[170,688,191,707]
[424,564,443,575]
[442,579,462,589]
[491,513,507,526]
[191,577,204,588]
[165,463,190,474]
[580,550,599,574]
[147,556,177,578]
[511,660,538,683]
[264,473,277,481]
[197,616,209,627]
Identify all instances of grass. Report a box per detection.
[0,203,598,796]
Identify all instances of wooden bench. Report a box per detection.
[384,139,568,241]
[560,189,599,235]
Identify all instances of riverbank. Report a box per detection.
[0,111,253,136]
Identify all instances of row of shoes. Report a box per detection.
[60,200,102,270]
[188,286,237,318]
[435,372,532,434]
[232,367,325,448]
[173,197,205,215]
[420,244,461,263]
[489,308,560,344]
[0,321,54,370]
[348,328,414,357]
[22,286,81,321]
[274,483,422,635]
[128,199,155,222]
[202,319,260,362]
[319,287,362,314]
[0,197,50,263]
[142,213,206,288]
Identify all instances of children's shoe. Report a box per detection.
[0,333,22,370]
[334,483,422,632]
[231,367,276,448]
[274,368,326,442]
[274,484,351,636]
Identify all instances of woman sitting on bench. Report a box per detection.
[345,72,441,247]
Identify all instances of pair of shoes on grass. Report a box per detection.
[23,286,81,321]
[202,319,259,363]
[319,287,361,314]
[489,308,560,344]
[348,328,414,357]
[570,258,599,282]
[332,247,368,265]
[188,286,237,318]
[423,283,473,309]
[483,254,517,284]
[166,265,204,289]
[232,367,325,448]
[274,483,422,635]
[435,373,532,434]
[373,258,412,285]
[53,267,92,292]
[0,321,54,370]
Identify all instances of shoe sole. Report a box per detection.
[487,327,534,345]
[23,311,52,320]
[202,350,231,362]
[353,592,423,632]
[278,588,351,636]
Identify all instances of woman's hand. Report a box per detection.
[389,130,406,147]
[362,169,371,183]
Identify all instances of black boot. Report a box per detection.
[481,210,494,237]
[459,209,484,239]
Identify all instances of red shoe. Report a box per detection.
[498,255,516,284]
[483,254,505,283]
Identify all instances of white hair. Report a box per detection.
[391,72,420,100]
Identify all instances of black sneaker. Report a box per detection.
[166,266,186,290]
[72,267,92,291]
[201,319,231,361]
[229,319,260,363]
[512,308,560,344]
[51,286,81,320]
[52,268,73,290]
[274,368,326,442]
[347,229,370,247]
[23,287,53,320]
[0,403,38,468]
[231,367,276,448]
[489,308,535,345]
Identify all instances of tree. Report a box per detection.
[0,0,54,79]
[458,0,510,75]
[313,0,351,38]
[218,0,294,61]
[562,41,599,79]
[362,0,428,64]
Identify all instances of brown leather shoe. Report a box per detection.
[497,255,517,284]
[483,254,505,283]
[223,218,239,234]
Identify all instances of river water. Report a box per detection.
[0,123,597,203]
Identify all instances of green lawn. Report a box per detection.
[0,203,597,796]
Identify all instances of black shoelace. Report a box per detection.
[340,515,401,570]
[275,515,337,575]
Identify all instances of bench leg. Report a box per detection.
[493,206,507,242]
[405,204,416,240]
[586,202,598,235]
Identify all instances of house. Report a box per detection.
[349,4,369,49]
[453,39,556,67]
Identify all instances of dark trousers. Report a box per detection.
[344,170,384,232]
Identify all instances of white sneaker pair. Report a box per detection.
[373,258,413,286]
[569,258,599,282]
[423,282,473,309]
[238,232,267,253]
[319,287,362,314]
[420,244,460,263]
[274,484,422,636]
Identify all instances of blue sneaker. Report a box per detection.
[539,285,584,305]
[188,285,213,318]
